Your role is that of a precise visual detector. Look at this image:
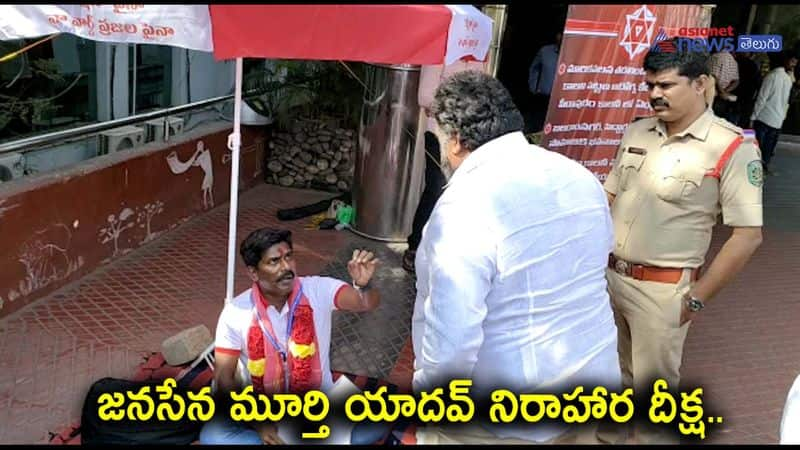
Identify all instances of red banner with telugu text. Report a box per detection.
[543,4,712,182]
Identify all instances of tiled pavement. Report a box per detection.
[0,185,415,444]
[680,141,800,444]
[2,143,800,444]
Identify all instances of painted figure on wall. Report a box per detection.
[167,140,215,210]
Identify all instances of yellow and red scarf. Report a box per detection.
[246,279,322,394]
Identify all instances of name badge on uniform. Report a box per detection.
[627,147,647,155]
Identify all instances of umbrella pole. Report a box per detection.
[225,57,244,303]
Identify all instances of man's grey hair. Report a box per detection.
[430,70,524,152]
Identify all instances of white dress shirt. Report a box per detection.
[412,131,621,442]
[752,67,794,129]
[781,374,800,444]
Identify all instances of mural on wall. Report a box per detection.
[137,200,165,244]
[6,223,84,306]
[0,198,19,217]
[167,140,215,210]
[97,200,166,256]
[99,207,136,258]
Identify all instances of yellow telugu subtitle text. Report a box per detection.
[96,378,721,440]
[97,378,214,422]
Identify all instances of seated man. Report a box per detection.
[200,227,380,444]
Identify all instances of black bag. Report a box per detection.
[276,192,351,221]
[80,377,204,445]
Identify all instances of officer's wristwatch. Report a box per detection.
[684,293,705,312]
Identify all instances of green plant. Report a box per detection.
[313,61,366,129]
[526,131,545,146]
[242,59,366,131]
[30,58,65,83]
[0,55,78,138]
[248,60,323,130]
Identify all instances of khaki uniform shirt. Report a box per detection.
[604,109,763,268]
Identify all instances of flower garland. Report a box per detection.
[288,304,316,392]
[246,281,322,394]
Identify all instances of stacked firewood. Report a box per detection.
[266,121,356,192]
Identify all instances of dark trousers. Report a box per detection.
[713,97,739,125]
[753,120,781,168]
[737,100,756,129]
[530,94,550,133]
[407,131,446,251]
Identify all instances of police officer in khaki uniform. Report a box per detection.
[602,40,764,444]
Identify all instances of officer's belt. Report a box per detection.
[608,254,700,284]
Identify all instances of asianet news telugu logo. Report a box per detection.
[650,27,782,53]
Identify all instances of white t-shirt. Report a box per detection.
[752,67,794,129]
[215,276,348,393]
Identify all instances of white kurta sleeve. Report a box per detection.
[412,198,495,392]
[781,374,800,444]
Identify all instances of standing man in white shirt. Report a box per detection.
[411,71,621,444]
[751,52,799,175]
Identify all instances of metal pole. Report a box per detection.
[224,57,243,304]
[132,44,137,116]
[701,4,716,28]
[764,5,778,35]
[746,4,758,35]
[482,4,508,78]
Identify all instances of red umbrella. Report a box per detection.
[209,5,455,65]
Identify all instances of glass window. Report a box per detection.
[0,35,98,144]
[179,49,235,134]
[0,36,237,178]
[130,44,172,114]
